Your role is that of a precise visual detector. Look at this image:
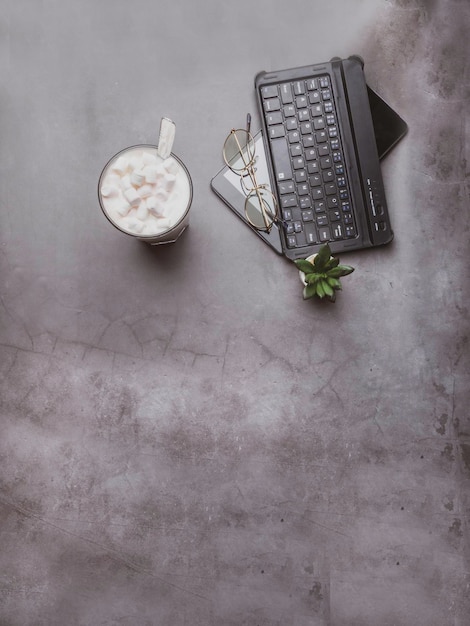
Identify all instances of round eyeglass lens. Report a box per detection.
[245,187,277,231]
[223,130,255,172]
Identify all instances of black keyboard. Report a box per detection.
[259,74,356,250]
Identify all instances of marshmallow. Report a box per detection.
[136,200,149,221]
[155,189,169,203]
[115,200,131,217]
[126,218,144,234]
[165,159,180,175]
[143,151,158,166]
[105,173,121,186]
[130,169,145,187]
[121,174,132,190]
[163,173,176,192]
[112,155,129,175]
[138,184,153,198]
[142,166,158,184]
[101,185,118,198]
[123,187,141,207]
[147,196,164,216]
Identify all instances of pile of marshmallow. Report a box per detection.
[100,147,185,236]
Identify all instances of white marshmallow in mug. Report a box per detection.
[130,169,145,187]
[138,184,153,198]
[120,174,132,190]
[115,200,131,217]
[142,166,158,184]
[142,151,158,166]
[136,201,149,221]
[146,196,163,216]
[101,185,118,198]
[112,155,129,175]
[163,173,176,192]
[123,186,141,207]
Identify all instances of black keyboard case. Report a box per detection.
[255,56,394,260]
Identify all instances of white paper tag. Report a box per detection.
[157,117,176,160]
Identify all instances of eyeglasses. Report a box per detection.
[223,115,279,232]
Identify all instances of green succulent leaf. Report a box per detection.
[326,277,342,290]
[325,256,340,271]
[316,280,326,298]
[303,284,317,299]
[314,244,331,270]
[294,259,316,274]
[306,273,319,285]
[322,279,334,298]
[328,265,355,278]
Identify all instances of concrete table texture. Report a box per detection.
[0,0,469,624]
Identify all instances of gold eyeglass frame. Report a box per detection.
[222,118,279,233]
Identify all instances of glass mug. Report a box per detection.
[98,144,193,244]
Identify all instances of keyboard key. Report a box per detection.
[269,125,285,139]
[295,169,307,183]
[302,134,315,148]
[319,226,331,241]
[296,95,308,108]
[313,117,325,130]
[286,234,297,248]
[280,83,293,104]
[271,137,293,181]
[298,109,310,122]
[300,198,312,210]
[309,91,321,104]
[267,111,283,125]
[305,148,317,161]
[294,81,305,95]
[262,85,278,98]
[302,209,314,221]
[288,130,301,144]
[333,223,343,239]
[293,156,305,169]
[284,104,296,117]
[330,210,341,221]
[290,143,302,157]
[286,117,298,130]
[306,78,318,90]
[317,215,328,227]
[281,195,297,208]
[319,76,329,88]
[263,97,281,112]
[305,223,317,244]
[311,104,323,116]
[279,181,295,194]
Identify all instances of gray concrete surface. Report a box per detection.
[0,0,469,624]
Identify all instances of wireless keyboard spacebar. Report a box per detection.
[270,138,292,182]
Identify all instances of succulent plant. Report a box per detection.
[294,243,354,302]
